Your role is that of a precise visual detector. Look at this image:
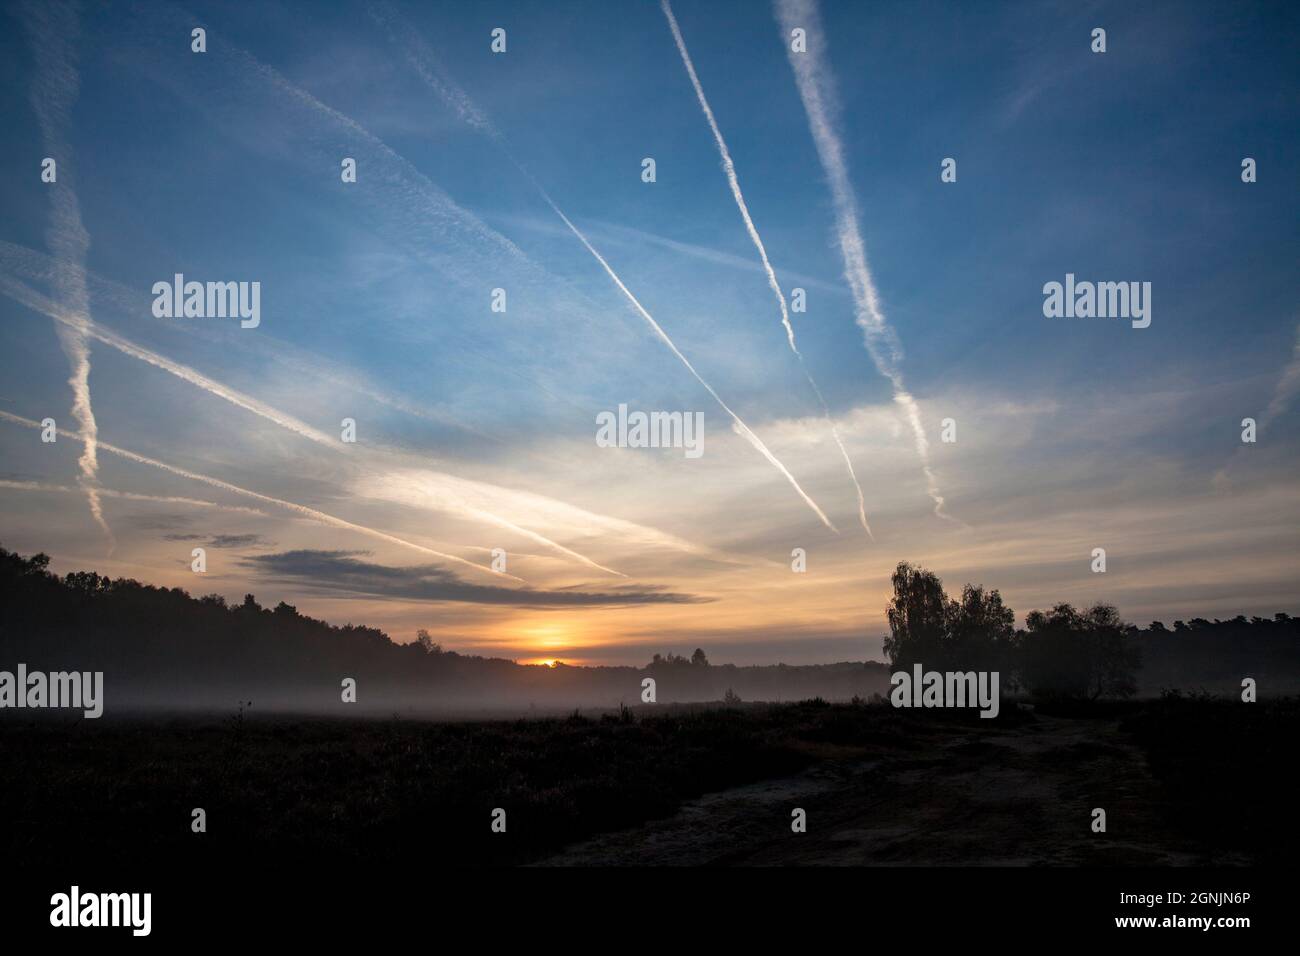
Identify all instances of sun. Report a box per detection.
[522,624,570,649]
[515,619,592,667]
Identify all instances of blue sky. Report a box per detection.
[1,0,1297,665]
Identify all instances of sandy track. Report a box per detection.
[538,714,1235,866]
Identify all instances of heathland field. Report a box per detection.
[1,695,1291,869]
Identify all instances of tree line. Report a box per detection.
[883,561,1298,701]
[0,545,886,709]
[2,545,1296,707]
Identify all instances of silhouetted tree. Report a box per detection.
[946,583,1016,672]
[416,629,442,655]
[884,562,949,668]
[691,648,709,666]
[884,564,1013,674]
[660,653,689,665]
[1017,603,1140,700]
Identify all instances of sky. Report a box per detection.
[1,0,1297,666]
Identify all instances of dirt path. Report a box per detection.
[538,714,1232,866]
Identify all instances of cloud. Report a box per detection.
[242,549,709,607]
[0,260,628,577]
[352,469,718,561]
[209,533,272,549]
[163,533,272,549]
[0,409,513,582]
[1,239,704,572]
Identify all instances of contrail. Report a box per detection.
[446,496,626,578]
[1262,320,1300,426]
[775,0,953,521]
[0,274,336,446]
[4,237,724,561]
[98,12,641,575]
[353,470,746,568]
[2,244,712,561]
[661,0,871,537]
[1214,318,1300,487]
[0,272,626,576]
[0,479,270,517]
[541,194,839,533]
[368,2,497,137]
[140,2,549,307]
[21,0,112,549]
[0,237,543,453]
[0,411,520,583]
[371,4,838,533]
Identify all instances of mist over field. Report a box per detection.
[5,545,1299,719]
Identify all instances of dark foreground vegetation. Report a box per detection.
[0,700,913,868]
[1122,691,1298,863]
[1,696,1294,868]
